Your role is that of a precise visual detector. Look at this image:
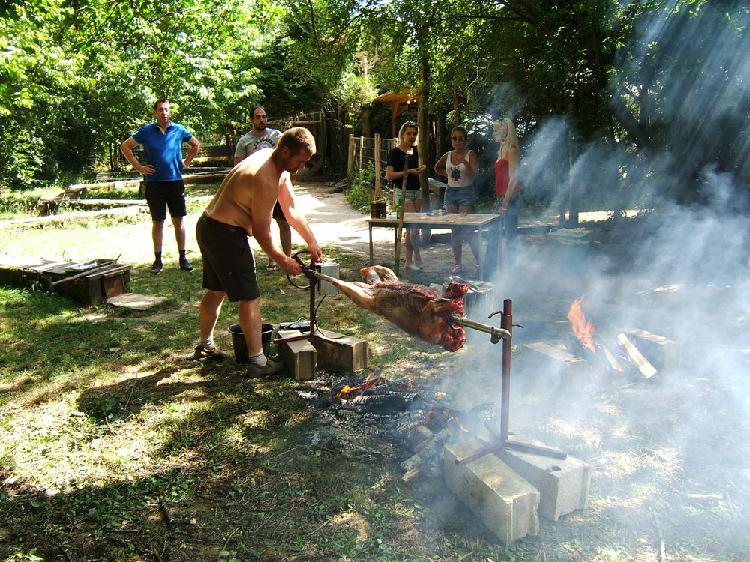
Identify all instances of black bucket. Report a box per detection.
[229,323,273,363]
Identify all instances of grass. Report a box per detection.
[1,187,748,561]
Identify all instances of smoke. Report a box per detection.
[439,3,750,555]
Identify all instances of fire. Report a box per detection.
[567,297,596,352]
[336,369,384,399]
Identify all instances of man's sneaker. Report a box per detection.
[192,343,226,360]
[150,260,163,274]
[246,357,284,377]
[179,258,194,272]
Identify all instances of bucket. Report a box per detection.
[229,323,273,363]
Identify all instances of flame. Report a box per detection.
[336,369,384,399]
[567,297,596,352]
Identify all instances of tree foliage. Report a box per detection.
[0,0,747,202]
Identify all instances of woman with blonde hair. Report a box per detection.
[483,118,521,279]
[386,121,426,271]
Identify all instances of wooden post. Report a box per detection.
[347,134,355,178]
[358,136,365,170]
[374,133,382,199]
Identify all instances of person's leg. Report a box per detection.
[403,198,416,265]
[171,216,193,271]
[151,219,165,253]
[238,298,282,375]
[238,299,263,357]
[199,289,225,343]
[172,216,186,252]
[277,218,292,256]
[151,219,165,273]
[445,203,461,268]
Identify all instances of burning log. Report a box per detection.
[617,333,657,378]
[324,266,469,351]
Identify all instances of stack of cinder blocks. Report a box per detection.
[276,329,368,379]
[443,435,591,544]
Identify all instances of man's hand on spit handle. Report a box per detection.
[308,241,323,264]
[280,255,303,276]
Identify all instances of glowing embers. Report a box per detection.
[567,297,596,353]
[335,369,385,400]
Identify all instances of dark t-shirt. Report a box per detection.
[387,148,420,190]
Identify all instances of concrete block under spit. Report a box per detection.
[310,330,368,372]
[444,437,540,544]
[497,436,591,521]
[277,329,317,381]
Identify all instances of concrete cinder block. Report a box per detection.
[498,437,591,521]
[444,437,539,544]
[277,329,317,381]
[310,330,367,372]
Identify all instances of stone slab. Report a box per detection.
[498,436,591,521]
[277,329,317,381]
[444,437,539,544]
[310,330,367,372]
[107,293,168,310]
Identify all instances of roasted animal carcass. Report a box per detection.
[326,266,468,351]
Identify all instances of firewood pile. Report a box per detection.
[524,296,678,379]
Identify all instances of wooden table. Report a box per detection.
[367,212,502,275]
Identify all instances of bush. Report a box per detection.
[345,163,375,213]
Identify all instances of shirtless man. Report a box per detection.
[194,127,322,376]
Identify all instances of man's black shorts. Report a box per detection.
[272,201,287,222]
[145,180,187,221]
[196,214,260,302]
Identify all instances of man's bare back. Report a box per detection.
[206,147,281,237]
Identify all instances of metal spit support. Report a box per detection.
[455,298,568,464]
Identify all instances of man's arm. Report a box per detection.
[252,208,303,275]
[233,135,248,166]
[277,174,323,263]
[120,137,155,175]
[183,136,200,168]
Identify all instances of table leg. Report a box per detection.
[368,223,374,266]
[394,224,402,276]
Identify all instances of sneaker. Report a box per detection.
[150,260,163,274]
[406,263,421,272]
[192,343,226,360]
[179,258,194,272]
[451,264,464,275]
[245,357,284,377]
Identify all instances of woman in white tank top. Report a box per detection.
[433,126,481,274]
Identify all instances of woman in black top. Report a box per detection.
[386,121,426,270]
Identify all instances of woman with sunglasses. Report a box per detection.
[434,126,481,274]
[386,121,426,271]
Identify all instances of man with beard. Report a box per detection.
[195,127,323,376]
[121,98,200,274]
[234,106,291,270]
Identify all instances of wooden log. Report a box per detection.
[525,341,584,363]
[617,333,657,378]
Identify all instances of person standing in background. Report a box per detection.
[386,121,426,271]
[234,106,291,271]
[434,126,481,274]
[482,118,521,280]
[121,98,200,274]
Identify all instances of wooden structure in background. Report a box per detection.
[374,88,419,139]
